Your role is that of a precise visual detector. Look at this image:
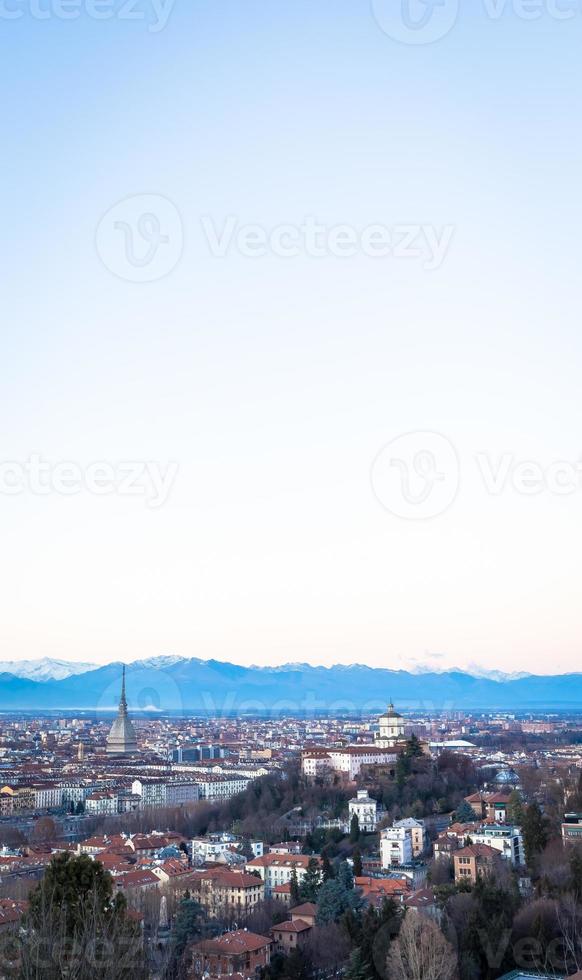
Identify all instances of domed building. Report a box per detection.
[106,667,138,756]
[375,702,405,747]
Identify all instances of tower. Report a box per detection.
[106,667,138,756]
[376,701,405,747]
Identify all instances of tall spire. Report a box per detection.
[120,665,127,711]
[106,667,138,756]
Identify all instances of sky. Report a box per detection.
[1,0,582,675]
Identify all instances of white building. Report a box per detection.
[191,834,240,864]
[376,703,405,747]
[132,779,167,809]
[380,827,414,868]
[32,784,63,811]
[302,746,396,781]
[86,791,119,816]
[195,776,250,801]
[393,817,425,857]
[246,854,321,898]
[349,790,378,833]
[166,782,200,807]
[471,825,525,866]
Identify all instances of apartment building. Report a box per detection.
[393,817,425,857]
[470,825,525,866]
[380,827,414,868]
[191,868,264,917]
[246,854,321,898]
[454,844,502,884]
[85,791,119,816]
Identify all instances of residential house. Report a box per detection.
[189,930,272,978]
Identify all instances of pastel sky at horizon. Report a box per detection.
[2,1,582,676]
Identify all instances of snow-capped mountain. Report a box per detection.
[0,658,96,682]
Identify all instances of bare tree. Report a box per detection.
[386,913,458,980]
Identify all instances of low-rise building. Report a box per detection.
[380,826,413,868]
[189,930,272,978]
[349,790,378,833]
[271,917,312,955]
[302,746,397,781]
[191,868,264,917]
[471,824,524,866]
[454,843,502,884]
[85,791,119,816]
[393,817,425,857]
[562,813,582,846]
[246,854,321,898]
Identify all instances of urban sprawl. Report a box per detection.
[0,672,581,978]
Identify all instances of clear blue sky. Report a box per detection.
[2,1,582,673]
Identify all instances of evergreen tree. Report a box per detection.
[350,812,361,843]
[322,851,334,881]
[353,846,363,877]
[507,789,524,826]
[522,802,549,866]
[290,865,301,905]
[170,896,207,961]
[453,800,478,823]
[345,948,374,980]
[337,860,354,891]
[405,733,424,758]
[299,857,321,902]
[25,853,143,978]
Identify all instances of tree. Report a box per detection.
[23,853,144,978]
[305,922,351,975]
[453,801,477,824]
[290,865,301,905]
[31,816,57,842]
[386,913,457,980]
[405,734,424,758]
[345,948,375,980]
[316,862,360,925]
[299,858,321,902]
[169,895,207,966]
[570,847,582,902]
[353,846,363,877]
[507,789,524,826]
[322,851,334,881]
[350,813,361,843]
[522,803,549,866]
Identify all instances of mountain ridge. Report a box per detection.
[0,657,580,711]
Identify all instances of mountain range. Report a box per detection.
[0,657,580,712]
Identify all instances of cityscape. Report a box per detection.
[4,0,582,977]
[0,660,580,977]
